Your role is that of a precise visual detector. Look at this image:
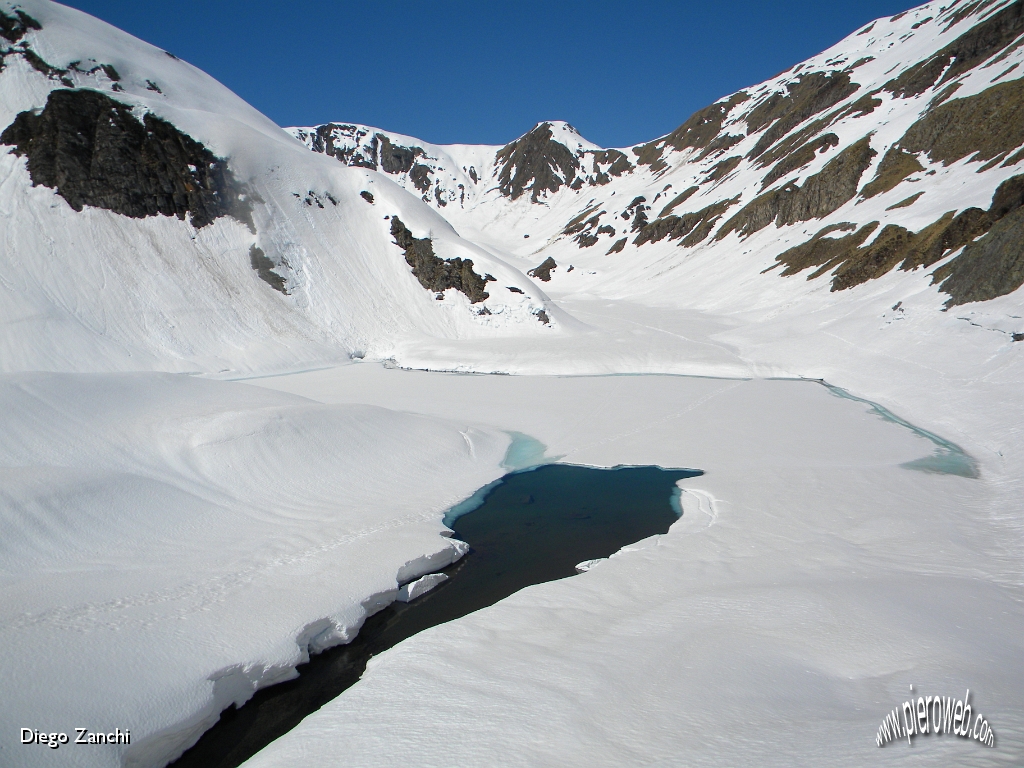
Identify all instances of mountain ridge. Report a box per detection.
[292,0,1024,314]
[0,0,559,375]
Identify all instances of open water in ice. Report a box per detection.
[170,462,701,768]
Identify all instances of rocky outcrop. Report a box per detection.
[0,7,40,43]
[495,123,581,201]
[745,72,859,160]
[0,9,74,84]
[760,133,839,189]
[770,222,866,276]
[622,196,648,232]
[563,208,607,247]
[390,217,491,302]
[589,149,634,182]
[657,186,698,217]
[606,237,627,254]
[937,205,1024,305]
[716,136,875,240]
[859,146,924,198]
[633,92,749,172]
[704,155,742,182]
[897,77,1024,167]
[528,257,557,281]
[884,0,1024,98]
[303,123,379,169]
[249,245,287,293]
[1,89,253,229]
[634,198,738,248]
[773,174,1024,299]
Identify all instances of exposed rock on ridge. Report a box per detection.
[495,122,583,201]
[2,88,253,229]
[773,174,1024,302]
[0,7,40,44]
[391,217,491,303]
[884,0,1024,98]
[716,137,876,240]
[288,0,1024,311]
[898,76,1024,166]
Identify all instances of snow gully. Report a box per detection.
[875,689,995,747]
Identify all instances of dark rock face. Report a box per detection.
[704,155,742,182]
[717,136,875,240]
[745,72,859,160]
[495,123,580,202]
[634,198,738,248]
[885,0,1024,98]
[773,174,1024,300]
[625,196,649,232]
[306,124,379,169]
[0,8,41,43]
[249,245,287,293]
[937,194,1024,307]
[378,134,418,174]
[772,222,867,277]
[390,217,490,303]
[589,149,633,182]
[886,191,924,210]
[305,127,438,193]
[657,186,698,217]
[562,206,618,248]
[563,205,600,235]
[633,92,749,172]
[0,9,71,83]
[760,133,839,189]
[606,237,627,254]
[860,146,924,199]
[360,190,374,204]
[897,77,1024,167]
[1,89,253,230]
[409,163,431,193]
[528,257,557,282]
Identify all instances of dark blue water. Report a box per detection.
[170,463,701,768]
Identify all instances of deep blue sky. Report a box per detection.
[60,0,918,147]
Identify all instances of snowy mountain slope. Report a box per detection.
[296,0,1024,319]
[0,371,510,768]
[288,120,616,211]
[0,0,558,376]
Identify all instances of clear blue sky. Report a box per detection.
[60,0,918,147]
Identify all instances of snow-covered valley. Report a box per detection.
[1,0,1023,765]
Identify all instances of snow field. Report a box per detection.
[0,371,509,768]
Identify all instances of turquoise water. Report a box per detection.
[819,381,979,478]
[443,431,556,525]
[500,430,556,471]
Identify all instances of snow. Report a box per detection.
[396,572,450,602]
[0,371,508,768]
[1,0,1023,766]
[0,1,556,376]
